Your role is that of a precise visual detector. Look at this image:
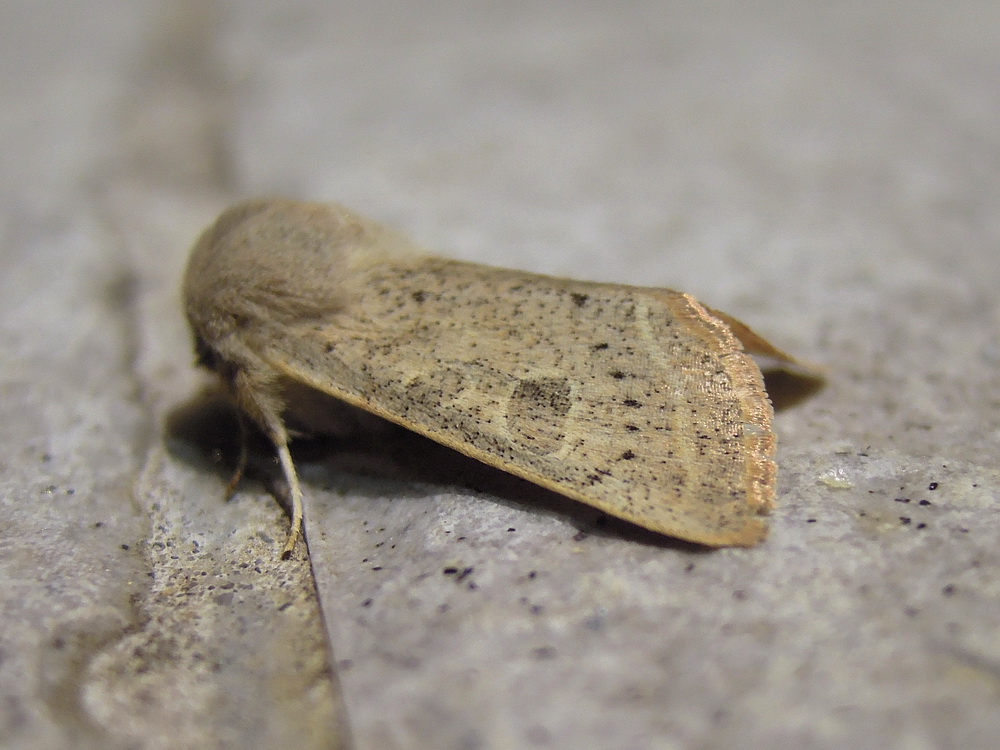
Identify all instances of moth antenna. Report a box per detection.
[224,410,249,500]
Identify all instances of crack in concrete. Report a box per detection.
[67,3,350,747]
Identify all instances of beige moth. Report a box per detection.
[183,199,807,556]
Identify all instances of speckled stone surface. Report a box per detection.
[3,1,999,748]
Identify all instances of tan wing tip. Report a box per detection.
[704,306,826,406]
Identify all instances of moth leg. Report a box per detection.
[224,410,249,500]
[274,437,304,559]
[233,368,305,559]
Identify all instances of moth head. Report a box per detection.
[183,199,361,350]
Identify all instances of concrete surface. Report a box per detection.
[2,1,999,749]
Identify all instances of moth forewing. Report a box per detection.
[265,256,775,547]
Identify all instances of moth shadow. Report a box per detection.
[164,386,277,485]
[763,368,826,411]
[165,386,706,552]
[318,422,707,552]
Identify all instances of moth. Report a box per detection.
[184,199,808,557]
